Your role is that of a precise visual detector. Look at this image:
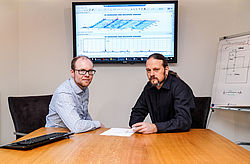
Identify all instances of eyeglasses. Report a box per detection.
[74,69,96,75]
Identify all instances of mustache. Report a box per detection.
[149,76,159,81]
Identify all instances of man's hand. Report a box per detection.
[132,122,157,134]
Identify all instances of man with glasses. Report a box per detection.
[46,56,102,133]
[129,53,195,134]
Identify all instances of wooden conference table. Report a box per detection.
[0,128,249,164]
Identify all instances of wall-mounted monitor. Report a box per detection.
[72,1,178,64]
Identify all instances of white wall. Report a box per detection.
[0,0,19,144]
[0,0,249,150]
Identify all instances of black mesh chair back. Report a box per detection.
[191,97,212,129]
[8,95,52,139]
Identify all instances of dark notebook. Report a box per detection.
[0,132,74,150]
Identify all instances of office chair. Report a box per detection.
[191,97,212,129]
[8,94,53,139]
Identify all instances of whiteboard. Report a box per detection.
[212,32,250,107]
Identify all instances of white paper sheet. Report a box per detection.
[100,128,134,137]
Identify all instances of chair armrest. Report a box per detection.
[14,132,27,136]
[236,141,250,146]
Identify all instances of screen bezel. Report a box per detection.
[72,1,178,64]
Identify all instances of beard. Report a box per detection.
[149,76,161,87]
[149,70,166,88]
[73,77,92,90]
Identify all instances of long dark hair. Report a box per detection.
[147,53,168,67]
[147,53,180,79]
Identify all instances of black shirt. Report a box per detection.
[129,74,195,132]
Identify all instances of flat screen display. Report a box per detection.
[72,1,178,63]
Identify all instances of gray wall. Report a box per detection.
[0,0,249,151]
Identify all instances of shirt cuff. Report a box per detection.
[155,122,164,132]
[92,121,101,128]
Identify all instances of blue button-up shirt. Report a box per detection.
[45,78,101,133]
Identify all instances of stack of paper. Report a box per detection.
[100,128,134,137]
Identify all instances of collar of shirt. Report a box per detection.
[161,74,172,90]
[69,78,86,94]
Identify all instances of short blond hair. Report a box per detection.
[71,56,93,70]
